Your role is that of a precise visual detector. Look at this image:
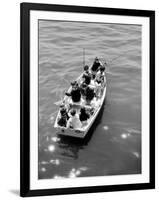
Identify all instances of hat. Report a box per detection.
[71,81,77,86]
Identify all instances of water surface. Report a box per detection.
[38,20,141,179]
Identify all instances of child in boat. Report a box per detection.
[65,81,81,103]
[67,109,82,129]
[79,107,90,122]
[57,104,69,127]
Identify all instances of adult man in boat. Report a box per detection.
[67,109,82,129]
[95,65,106,97]
[80,82,87,97]
[65,81,81,103]
[91,57,101,79]
[82,65,91,85]
[85,85,96,104]
[79,107,90,122]
[95,65,105,83]
[57,104,69,127]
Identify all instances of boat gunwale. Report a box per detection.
[54,61,107,136]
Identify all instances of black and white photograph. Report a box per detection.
[20,3,155,197]
[38,20,142,179]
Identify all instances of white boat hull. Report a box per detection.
[54,61,107,138]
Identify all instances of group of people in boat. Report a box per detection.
[58,103,94,129]
[57,57,106,129]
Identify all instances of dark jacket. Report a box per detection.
[91,61,100,72]
[79,109,89,121]
[79,82,87,96]
[83,72,91,85]
[60,108,69,119]
[66,87,81,102]
[85,87,95,101]
[58,108,69,127]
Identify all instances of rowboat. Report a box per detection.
[54,59,107,138]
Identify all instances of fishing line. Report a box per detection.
[100,48,136,67]
[83,48,85,67]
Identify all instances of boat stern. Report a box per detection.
[55,127,86,138]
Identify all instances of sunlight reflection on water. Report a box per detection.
[103,125,109,131]
[121,133,131,139]
[48,145,55,152]
[132,152,140,158]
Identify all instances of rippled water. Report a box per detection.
[38,20,141,179]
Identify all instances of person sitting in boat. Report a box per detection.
[99,65,105,74]
[94,65,105,98]
[91,57,101,79]
[82,65,91,85]
[83,65,89,73]
[85,85,96,104]
[79,107,90,122]
[65,81,81,103]
[80,82,87,97]
[71,80,78,88]
[95,65,105,84]
[67,109,82,129]
[57,104,69,127]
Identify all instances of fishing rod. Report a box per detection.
[83,48,85,67]
[102,48,136,67]
[108,54,123,65]
[100,56,118,67]
[54,49,86,106]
